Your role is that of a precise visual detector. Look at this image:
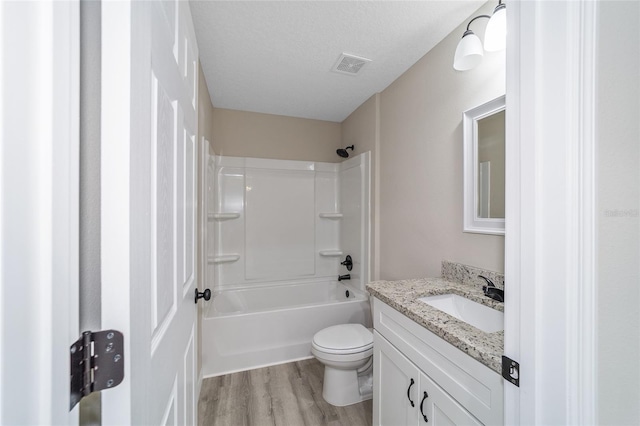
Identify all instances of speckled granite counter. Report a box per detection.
[367,276,504,374]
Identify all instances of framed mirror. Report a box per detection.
[463,95,505,235]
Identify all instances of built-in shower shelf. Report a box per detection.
[318,213,343,219]
[319,250,344,257]
[209,254,240,264]
[209,212,241,221]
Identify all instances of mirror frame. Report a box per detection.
[463,94,506,235]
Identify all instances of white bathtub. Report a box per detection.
[201,281,372,377]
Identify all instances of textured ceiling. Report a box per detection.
[190,1,485,122]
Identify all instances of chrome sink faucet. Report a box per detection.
[478,275,504,302]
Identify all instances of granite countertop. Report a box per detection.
[367,277,504,374]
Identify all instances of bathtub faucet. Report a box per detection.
[338,274,351,281]
[341,255,353,271]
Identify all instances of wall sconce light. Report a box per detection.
[453,0,506,71]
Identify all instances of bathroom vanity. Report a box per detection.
[367,263,505,425]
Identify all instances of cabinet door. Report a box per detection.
[374,331,420,426]
[418,372,482,426]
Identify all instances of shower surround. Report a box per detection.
[201,153,371,377]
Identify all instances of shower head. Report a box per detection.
[337,145,355,158]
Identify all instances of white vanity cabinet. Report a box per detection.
[374,331,481,425]
[372,298,503,426]
[374,330,420,425]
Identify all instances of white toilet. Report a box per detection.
[311,323,374,406]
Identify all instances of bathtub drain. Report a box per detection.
[345,290,350,298]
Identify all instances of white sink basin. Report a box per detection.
[418,294,504,333]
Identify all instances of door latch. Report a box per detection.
[70,330,124,410]
[502,355,520,387]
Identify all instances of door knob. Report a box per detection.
[194,288,211,304]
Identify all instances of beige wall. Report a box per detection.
[205,2,505,281]
[376,2,505,280]
[212,108,342,162]
[597,1,640,423]
[198,65,215,152]
[341,94,380,279]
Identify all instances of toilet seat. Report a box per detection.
[312,324,373,355]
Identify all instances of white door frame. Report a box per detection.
[505,1,598,424]
[100,0,136,422]
[0,1,80,424]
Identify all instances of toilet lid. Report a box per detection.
[312,324,373,353]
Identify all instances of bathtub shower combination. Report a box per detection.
[201,153,371,377]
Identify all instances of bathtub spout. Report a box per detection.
[338,274,351,281]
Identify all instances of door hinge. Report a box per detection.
[70,330,124,410]
[502,355,519,387]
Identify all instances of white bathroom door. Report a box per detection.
[100,1,199,424]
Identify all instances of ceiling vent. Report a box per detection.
[332,53,372,76]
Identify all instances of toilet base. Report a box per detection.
[321,366,373,407]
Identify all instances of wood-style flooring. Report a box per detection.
[198,358,372,426]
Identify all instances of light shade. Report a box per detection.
[484,4,506,52]
[453,31,484,71]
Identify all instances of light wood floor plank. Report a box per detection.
[199,359,372,426]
